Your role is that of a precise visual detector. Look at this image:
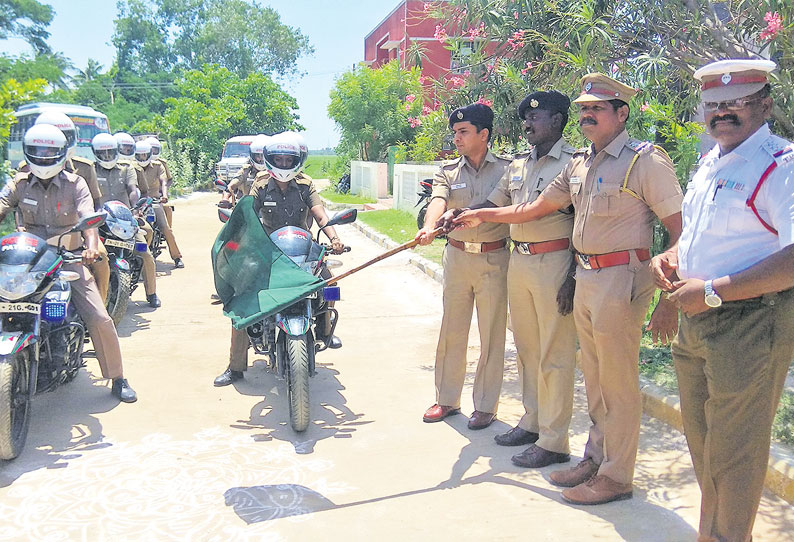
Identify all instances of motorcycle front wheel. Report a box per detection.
[0,349,32,460]
[106,269,132,326]
[149,229,163,260]
[417,204,428,230]
[285,334,311,432]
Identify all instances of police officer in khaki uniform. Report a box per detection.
[653,59,794,542]
[3,124,137,402]
[146,137,176,228]
[455,74,683,504]
[135,140,184,268]
[482,91,579,468]
[415,103,510,430]
[92,134,161,308]
[214,131,344,387]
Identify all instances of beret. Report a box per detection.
[449,103,494,130]
[518,90,571,120]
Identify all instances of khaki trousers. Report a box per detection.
[574,252,654,484]
[66,262,124,380]
[229,325,249,371]
[154,204,182,260]
[164,204,173,228]
[673,288,794,542]
[136,222,157,296]
[435,243,509,414]
[508,249,576,453]
[90,241,110,303]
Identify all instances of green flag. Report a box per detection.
[211,196,325,330]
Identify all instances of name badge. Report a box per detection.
[570,176,581,184]
[511,175,522,181]
[450,183,466,190]
[22,198,37,206]
[97,177,107,182]
[262,201,277,207]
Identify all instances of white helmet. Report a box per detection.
[249,134,271,171]
[135,141,152,167]
[23,124,68,180]
[92,133,119,169]
[114,132,136,159]
[35,110,77,160]
[145,136,161,157]
[264,131,308,183]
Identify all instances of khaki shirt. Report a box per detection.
[431,151,511,243]
[96,163,139,207]
[17,156,101,202]
[228,163,257,196]
[542,130,683,254]
[138,162,167,199]
[250,172,322,234]
[489,138,575,243]
[0,170,94,245]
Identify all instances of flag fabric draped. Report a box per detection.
[211,196,325,330]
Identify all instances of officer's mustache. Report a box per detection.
[710,114,740,128]
[579,117,597,126]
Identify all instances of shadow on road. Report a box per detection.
[228,358,371,455]
[0,371,117,488]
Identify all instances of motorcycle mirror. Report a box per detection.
[135,196,153,208]
[322,209,357,229]
[71,211,107,232]
[215,179,228,192]
[218,207,232,223]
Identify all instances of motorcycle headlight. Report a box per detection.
[108,217,137,240]
[0,265,45,301]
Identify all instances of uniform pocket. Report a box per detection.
[590,185,620,216]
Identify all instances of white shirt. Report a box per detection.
[678,124,794,280]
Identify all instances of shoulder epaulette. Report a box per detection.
[627,139,655,155]
[441,156,462,168]
[72,155,94,165]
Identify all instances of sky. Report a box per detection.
[0,0,404,150]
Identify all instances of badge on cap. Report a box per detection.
[584,82,592,91]
[530,99,539,108]
[456,111,464,120]
[721,73,732,85]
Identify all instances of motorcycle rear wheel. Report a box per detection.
[149,230,164,260]
[285,334,311,432]
[0,350,32,460]
[106,269,132,327]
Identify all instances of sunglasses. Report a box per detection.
[703,97,763,112]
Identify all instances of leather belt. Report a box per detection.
[576,248,651,270]
[448,238,507,254]
[514,238,570,256]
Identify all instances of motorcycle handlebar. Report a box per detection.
[321,244,351,254]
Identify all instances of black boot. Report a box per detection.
[112,378,138,403]
[214,367,243,387]
[147,293,161,308]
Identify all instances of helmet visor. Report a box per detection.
[24,143,66,167]
[267,152,302,170]
[95,147,118,163]
[136,150,152,162]
[118,142,135,156]
[61,128,76,149]
[250,150,266,167]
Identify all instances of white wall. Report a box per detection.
[393,163,441,216]
[350,161,388,199]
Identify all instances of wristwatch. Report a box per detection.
[704,280,723,308]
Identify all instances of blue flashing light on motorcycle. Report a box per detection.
[322,286,340,302]
[41,300,67,323]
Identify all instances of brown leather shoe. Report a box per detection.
[467,410,496,430]
[494,426,539,446]
[423,404,460,423]
[511,444,570,468]
[561,474,633,505]
[549,457,599,487]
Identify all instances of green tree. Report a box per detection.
[0,0,53,53]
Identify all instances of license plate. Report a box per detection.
[0,302,40,314]
[104,238,135,250]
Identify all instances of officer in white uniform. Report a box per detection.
[652,58,794,542]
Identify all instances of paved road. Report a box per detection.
[0,193,791,541]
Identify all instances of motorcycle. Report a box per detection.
[142,200,164,260]
[0,212,106,460]
[416,178,433,231]
[217,206,356,432]
[100,200,144,326]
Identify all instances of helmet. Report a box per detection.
[135,141,152,167]
[35,110,77,160]
[114,132,136,159]
[264,131,308,183]
[249,134,271,171]
[92,133,119,169]
[23,124,68,180]
[145,136,161,157]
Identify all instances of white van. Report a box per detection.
[215,135,257,182]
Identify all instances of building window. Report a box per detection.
[450,42,475,74]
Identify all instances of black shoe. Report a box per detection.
[214,367,243,387]
[147,293,161,308]
[111,378,137,403]
[494,426,539,446]
[327,335,342,349]
[511,444,570,468]
[174,258,184,269]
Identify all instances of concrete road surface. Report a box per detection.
[0,193,792,541]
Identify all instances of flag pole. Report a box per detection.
[325,227,445,285]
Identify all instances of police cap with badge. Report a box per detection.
[572,73,637,104]
[693,58,776,102]
[448,103,494,131]
[517,90,571,120]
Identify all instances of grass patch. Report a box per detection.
[0,214,15,237]
[320,188,376,204]
[357,208,445,265]
[773,391,794,446]
[305,155,339,179]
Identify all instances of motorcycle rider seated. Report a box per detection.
[134,141,185,269]
[219,134,271,208]
[1,124,137,402]
[145,137,176,228]
[214,131,345,387]
[92,134,161,308]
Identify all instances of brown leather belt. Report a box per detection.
[576,248,651,270]
[514,238,570,256]
[448,238,507,254]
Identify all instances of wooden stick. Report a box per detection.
[326,227,445,285]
